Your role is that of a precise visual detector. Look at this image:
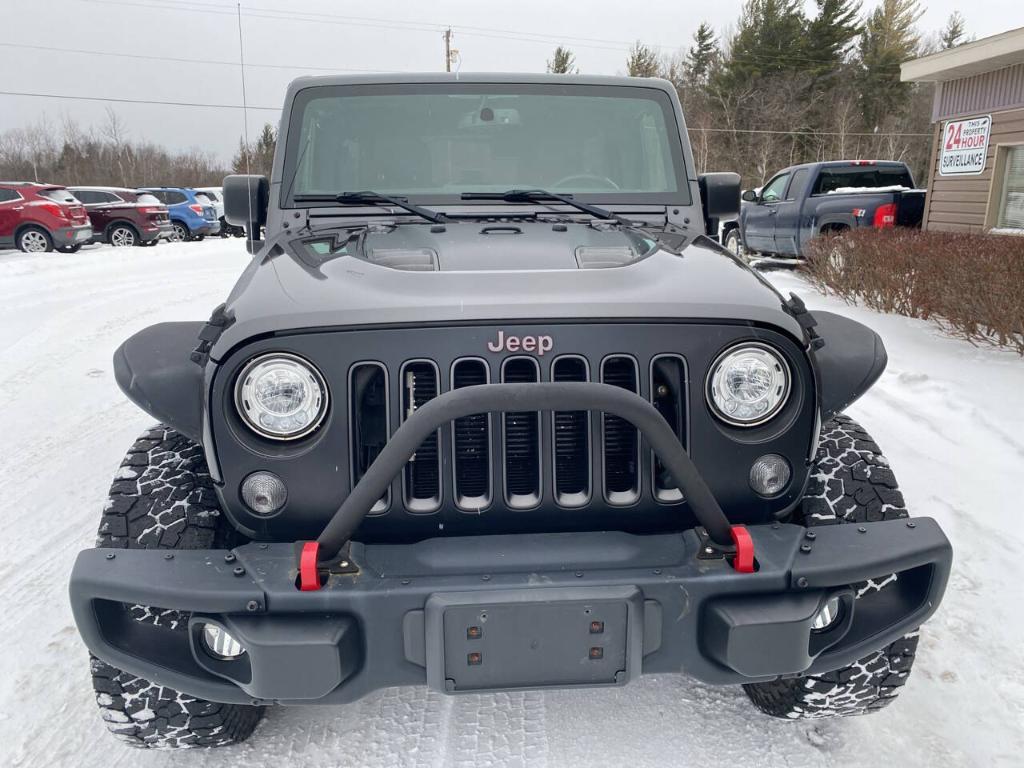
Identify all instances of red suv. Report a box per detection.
[0,182,93,253]
[70,187,172,247]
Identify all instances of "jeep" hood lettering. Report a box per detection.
[487,331,553,355]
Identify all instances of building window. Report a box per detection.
[990,144,1024,232]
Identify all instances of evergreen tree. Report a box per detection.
[232,123,277,178]
[685,23,719,85]
[803,0,862,78]
[940,12,966,49]
[626,41,661,77]
[721,0,806,84]
[546,46,578,74]
[857,0,923,128]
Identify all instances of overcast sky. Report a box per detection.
[3,0,1021,162]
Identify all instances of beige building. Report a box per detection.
[902,27,1024,233]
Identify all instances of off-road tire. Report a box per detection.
[90,425,263,748]
[743,415,920,719]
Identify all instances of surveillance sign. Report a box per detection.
[939,115,991,176]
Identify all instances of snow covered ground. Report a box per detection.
[1,239,1021,767]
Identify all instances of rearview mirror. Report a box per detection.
[741,189,757,203]
[223,175,269,248]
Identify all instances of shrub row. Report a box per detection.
[803,228,1024,355]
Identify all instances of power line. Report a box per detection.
[0,89,280,111]
[78,0,907,69]
[0,41,401,73]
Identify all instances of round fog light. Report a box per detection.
[241,471,287,515]
[749,454,791,497]
[201,623,246,660]
[811,595,843,632]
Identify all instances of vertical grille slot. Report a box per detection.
[451,358,491,512]
[601,355,640,505]
[401,360,441,513]
[551,356,590,507]
[501,357,541,509]
[651,355,688,503]
[349,362,390,514]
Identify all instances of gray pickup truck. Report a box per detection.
[724,160,926,260]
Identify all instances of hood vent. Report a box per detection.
[368,248,439,271]
[575,246,639,269]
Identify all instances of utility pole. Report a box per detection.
[444,28,452,72]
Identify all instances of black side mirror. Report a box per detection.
[741,189,757,203]
[223,175,269,245]
[699,172,741,219]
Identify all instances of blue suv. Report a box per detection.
[140,187,220,242]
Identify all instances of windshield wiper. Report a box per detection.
[294,191,447,224]
[461,189,634,226]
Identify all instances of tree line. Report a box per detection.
[550,1,969,187]
[0,107,277,189]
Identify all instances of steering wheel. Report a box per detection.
[551,174,621,191]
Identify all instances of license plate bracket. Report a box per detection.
[425,586,644,693]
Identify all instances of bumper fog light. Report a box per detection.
[201,623,246,660]
[241,471,287,515]
[749,454,791,497]
[811,595,843,632]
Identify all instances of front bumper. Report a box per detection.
[70,518,950,705]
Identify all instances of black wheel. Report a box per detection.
[169,222,190,243]
[58,244,82,253]
[90,426,263,748]
[17,226,53,253]
[743,415,919,719]
[194,234,206,242]
[108,223,138,248]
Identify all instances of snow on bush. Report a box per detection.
[803,228,1024,354]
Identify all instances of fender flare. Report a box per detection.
[809,311,887,420]
[113,322,204,442]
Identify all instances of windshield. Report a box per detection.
[283,83,689,206]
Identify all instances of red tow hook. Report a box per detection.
[730,525,755,573]
[299,541,322,591]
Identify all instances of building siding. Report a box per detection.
[934,63,1024,121]
[924,106,1024,232]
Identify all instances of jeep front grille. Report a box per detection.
[348,353,689,517]
[501,357,542,508]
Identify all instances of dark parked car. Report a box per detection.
[724,160,926,259]
[70,187,172,247]
[0,182,92,253]
[70,74,951,749]
[139,187,220,241]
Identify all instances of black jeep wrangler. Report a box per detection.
[70,74,951,748]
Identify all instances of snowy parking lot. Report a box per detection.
[1,239,1021,767]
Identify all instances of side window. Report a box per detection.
[0,188,21,203]
[761,173,790,203]
[72,190,97,204]
[96,191,120,204]
[785,169,810,200]
[165,191,187,205]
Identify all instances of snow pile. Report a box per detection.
[0,241,1021,767]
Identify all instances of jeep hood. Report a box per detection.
[211,230,803,359]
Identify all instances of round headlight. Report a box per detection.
[235,353,328,440]
[707,343,791,426]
